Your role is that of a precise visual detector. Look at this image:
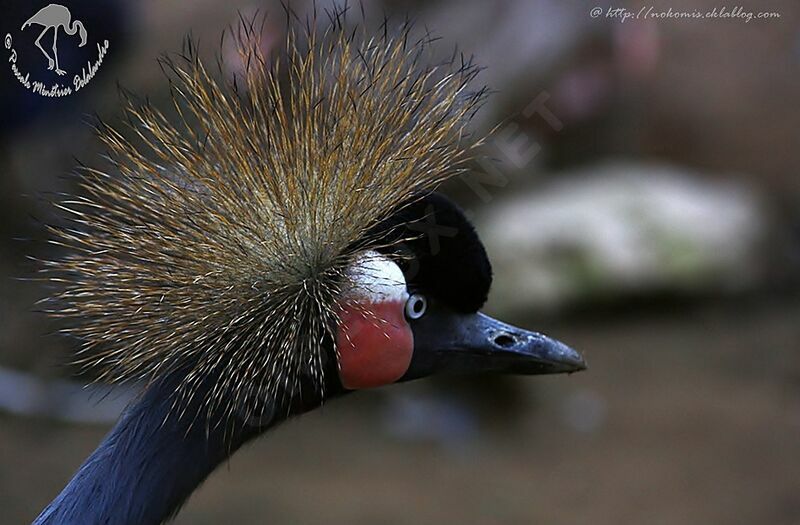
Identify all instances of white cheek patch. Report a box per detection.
[346,250,408,303]
[337,250,414,389]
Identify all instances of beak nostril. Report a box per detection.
[493,333,516,348]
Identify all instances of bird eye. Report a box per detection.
[404,294,427,320]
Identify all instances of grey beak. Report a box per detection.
[404,309,586,380]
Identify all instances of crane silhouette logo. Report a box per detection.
[4,3,109,97]
[21,3,87,76]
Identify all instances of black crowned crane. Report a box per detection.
[33,12,585,525]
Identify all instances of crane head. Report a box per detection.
[334,193,586,390]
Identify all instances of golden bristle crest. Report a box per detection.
[42,9,487,423]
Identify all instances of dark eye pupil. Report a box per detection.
[413,299,424,313]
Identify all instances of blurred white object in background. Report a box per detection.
[480,161,767,314]
[0,366,131,423]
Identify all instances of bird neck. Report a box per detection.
[33,370,337,525]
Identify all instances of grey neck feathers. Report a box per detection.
[32,373,269,525]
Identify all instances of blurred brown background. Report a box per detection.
[1,0,799,523]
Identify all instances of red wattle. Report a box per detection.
[335,300,413,389]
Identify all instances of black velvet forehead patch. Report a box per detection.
[369,193,492,313]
